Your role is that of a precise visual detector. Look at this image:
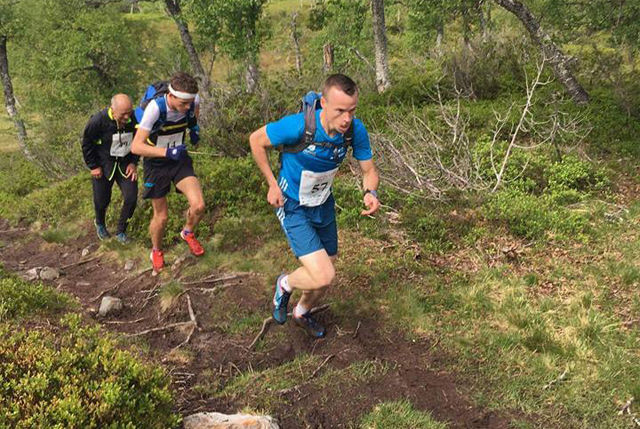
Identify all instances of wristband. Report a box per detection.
[364,189,378,199]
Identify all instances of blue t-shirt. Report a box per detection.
[266,109,372,205]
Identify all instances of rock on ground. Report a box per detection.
[99,296,123,317]
[183,412,279,429]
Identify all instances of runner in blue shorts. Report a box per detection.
[249,74,380,338]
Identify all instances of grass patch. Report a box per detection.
[360,400,448,429]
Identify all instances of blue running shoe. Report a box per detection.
[115,232,129,244]
[272,274,291,325]
[294,311,326,338]
[94,221,110,240]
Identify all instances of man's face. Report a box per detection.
[168,94,194,113]
[321,86,358,134]
[112,104,132,125]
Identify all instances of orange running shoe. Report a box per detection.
[180,230,205,256]
[150,249,165,272]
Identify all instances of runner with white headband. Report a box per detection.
[131,72,208,274]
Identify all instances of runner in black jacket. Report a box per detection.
[82,94,139,242]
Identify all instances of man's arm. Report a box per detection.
[359,159,380,216]
[81,114,103,179]
[249,126,284,207]
[131,127,167,158]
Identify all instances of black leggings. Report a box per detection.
[92,171,138,234]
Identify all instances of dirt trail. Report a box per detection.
[0,221,516,428]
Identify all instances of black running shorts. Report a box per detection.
[142,157,196,199]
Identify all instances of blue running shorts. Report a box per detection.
[276,194,337,258]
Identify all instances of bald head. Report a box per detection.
[110,94,133,126]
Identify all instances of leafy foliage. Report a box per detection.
[0,314,180,428]
[0,266,73,321]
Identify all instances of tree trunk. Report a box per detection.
[436,23,444,49]
[164,0,211,98]
[291,13,302,76]
[323,43,334,72]
[0,35,31,160]
[245,59,259,93]
[494,0,589,104]
[371,0,391,92]
[129,0,140,13]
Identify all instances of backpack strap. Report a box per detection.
[148,96,168,135]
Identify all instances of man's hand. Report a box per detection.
[90,167,103,179]
[267,184,284,207]
[361,192,380,216]
[166,144,187,161]
[125,163,137,181]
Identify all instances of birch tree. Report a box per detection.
[371,0,391,92]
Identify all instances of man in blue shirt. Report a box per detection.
[249,74,380,338]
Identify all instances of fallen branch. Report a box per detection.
[186,283,236,294]
[165,294,198,355]
[0,227,27,233]
[181,273,243,286]
[249,304,330,349]
[60,256,99,271]
[127,321,193,337]
[91,276,129,302]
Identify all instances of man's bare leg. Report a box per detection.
[150,197,169,249]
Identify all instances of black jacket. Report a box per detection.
[82,107,139,178]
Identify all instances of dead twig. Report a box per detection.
[310,354,334,379]
[60,256,99,271]
[103,317,146,325]
[619,397,634,415]
[249,304,330,349]
[542,368,569,390]
[353,321,361,339]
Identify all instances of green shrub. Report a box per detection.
[0,314,180,428]
[545,155,609,194]
[0,152,49,197]
[484,188,589,240]
[0,267,74,321]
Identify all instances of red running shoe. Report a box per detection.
[150,249,165,273]
[180,230,205,256]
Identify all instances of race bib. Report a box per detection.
[155,132,184,149]
[110,132,133,157]
[298,167,338,207]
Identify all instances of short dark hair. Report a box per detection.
[170,72,198,94]
[323,74,358,97]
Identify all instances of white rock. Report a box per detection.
[24,267,40,281]
[99,296,123,317]
[124,260,135,271]
[82,247,90,257]
[183,413,279,429]
[39,266,60,281]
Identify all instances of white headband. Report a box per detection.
[168,84,197,100]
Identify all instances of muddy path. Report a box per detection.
[0,221,517,428]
